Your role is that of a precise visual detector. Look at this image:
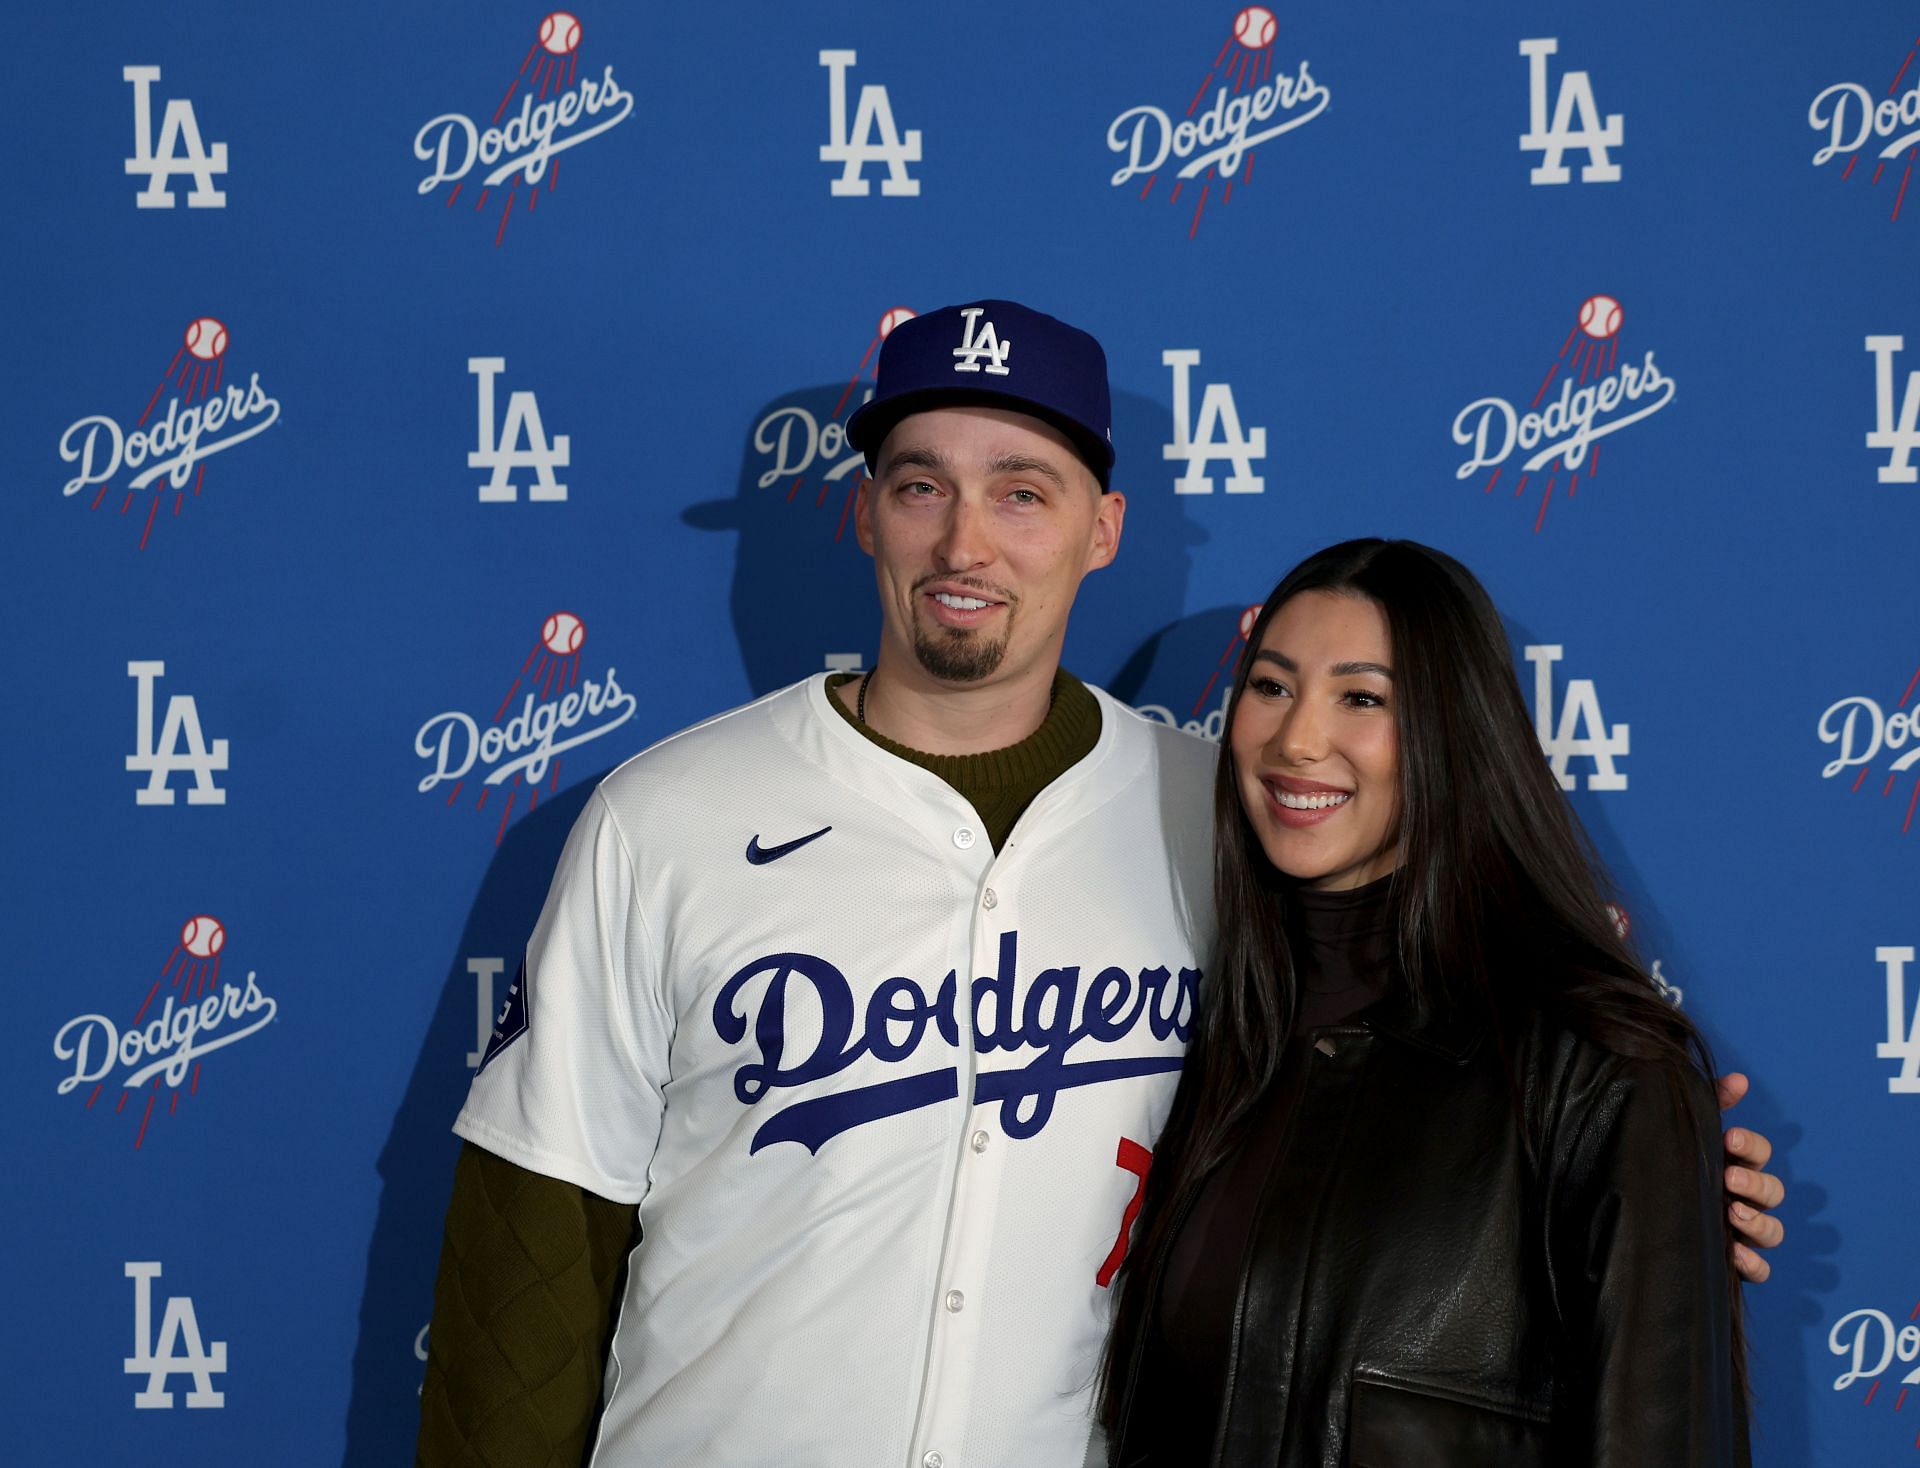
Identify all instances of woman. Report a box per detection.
[1101,539,1750,1466]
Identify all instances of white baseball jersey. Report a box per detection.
[455,673,1216,1467]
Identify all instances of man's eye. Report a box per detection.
[1006,488,1040,505]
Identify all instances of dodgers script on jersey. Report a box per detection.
[455,674,1216,1467]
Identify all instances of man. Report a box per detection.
[418,301,1783,1466]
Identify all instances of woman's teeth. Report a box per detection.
[1273,788,1349,810]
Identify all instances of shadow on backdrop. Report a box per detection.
[1502,611,1830,1464]
[341,773,611,1465]
[683,384,1204,695]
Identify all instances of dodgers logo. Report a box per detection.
[413,12,633,245]
[714,932,1198,1153]
[1132,604,1264,741]
[752,307,916,542]
[52,916,279,1150]
[415,612,637,843]
[1452,294,1675,533]
[1604,906,1684,1008]
[1828,1299,1920,1456]
[57,317,281,550]
[1808,35,1920,221]
[1816,663,1920,834]
[1105,7,1329,238]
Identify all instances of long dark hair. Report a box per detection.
[1097,537,1747,1431]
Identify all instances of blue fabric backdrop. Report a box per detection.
[6,2,1917,1461]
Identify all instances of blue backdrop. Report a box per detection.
[5,2,1917,1462]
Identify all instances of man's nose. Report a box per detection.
[934,496,992,570]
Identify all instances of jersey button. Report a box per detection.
[982,887,997,909]
[969,1129,990,1153]
[952,827,976,849]
[923,1453,944,1468]
[945,1289,965,1313]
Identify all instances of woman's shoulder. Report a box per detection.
[1515,1003,1720,1161]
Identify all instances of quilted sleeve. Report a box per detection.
[416,1142,639,1467]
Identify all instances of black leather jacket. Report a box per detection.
[1110,995,1749,1467]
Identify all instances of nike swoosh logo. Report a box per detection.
[746,826,832,865]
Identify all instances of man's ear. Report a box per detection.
[1086,489,1125,573]
[854,476,877,556]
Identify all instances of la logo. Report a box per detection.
[1875,946,1920,1094]
[123,66,228,209]
[818,50,922,197]
[1525,644,1629,790]
[952,308,1012,376]
[468,357,569,503]
[1519,39,1623,185]
[126,660,228,806]
[125,1262,227,1408]
[1865,336,1920,484]
[465,957,507,1069]
[1163,349,1266,494]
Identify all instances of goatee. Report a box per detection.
[913,624,1009,683]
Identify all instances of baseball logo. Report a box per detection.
[538,11,582,55]
[183,316,229,362]
[180,914,226,959]
[542,610,586,655]
[878,306,917,340]
[1606,903,1631,942]
[1233,6,1277,49]
[1578,294,1623,340]
[1239,604,1262,640]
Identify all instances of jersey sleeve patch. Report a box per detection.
[477,957,530,1072]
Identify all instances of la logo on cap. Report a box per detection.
[952,307,1012,376]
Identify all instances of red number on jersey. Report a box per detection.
[1096,1137,1153,1288]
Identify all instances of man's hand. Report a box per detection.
[1716,1071,1786,1283]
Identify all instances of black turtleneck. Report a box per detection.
[1133,873,1397,1462]
[1290,873,1397,1029]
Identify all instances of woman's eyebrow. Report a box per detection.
[1249,649,1393,680]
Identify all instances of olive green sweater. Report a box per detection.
[416,672,1102,1465]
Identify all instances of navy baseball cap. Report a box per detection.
[846,299,1115,491]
